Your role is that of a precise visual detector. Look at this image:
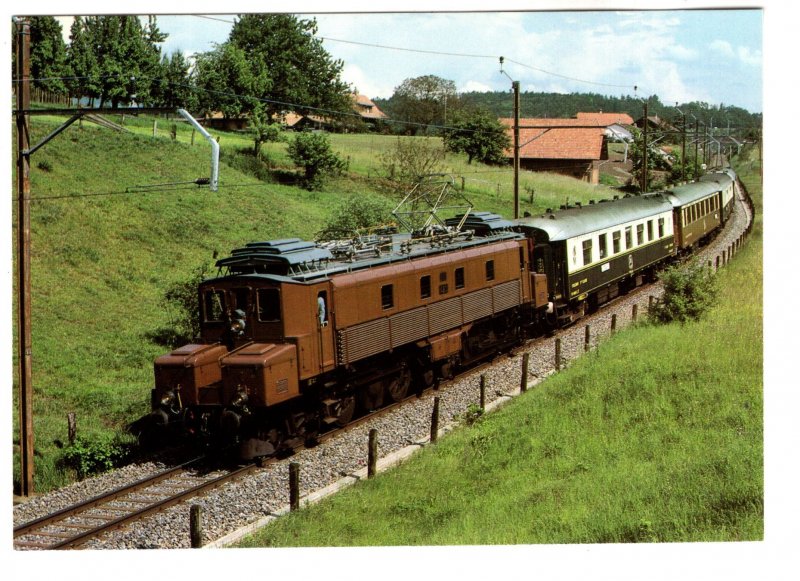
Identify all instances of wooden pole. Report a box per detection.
[368,429,378,478]
[15,17,35,497]
[289,462,300,511]
[611,313,617,334]
[67,412,77,446]
[430,397,440,443]
[190,504,203,548]
[520,352,530,392]
[555,338,562,371]
[584,325,590,352]
[479,374,486,411]
[632,304,638,322]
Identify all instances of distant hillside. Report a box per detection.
[375,90,761,135]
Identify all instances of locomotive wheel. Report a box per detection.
[386,366,412,402]
[333,395,356,427]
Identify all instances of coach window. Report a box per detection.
[646,220,654,241]
[636,224,644,246]
[625,226,632,249]
[420,275,432,299]
[612,230,621,254]
[257,288,281,322]
[381,284,394,310]
[455,267,465,289]
[485,260,495,281]
[658,217,665,238]
[582,239,593,266]
[204,290,226,322]
[599,233,608,259]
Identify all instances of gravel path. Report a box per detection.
[13,182,753,550]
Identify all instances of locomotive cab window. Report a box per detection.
[257,288,281,322]
[381,284,394,310]
[420,275,432,299]
[455,267,465,289]
[203,290,226,322]
[485,260,495,281]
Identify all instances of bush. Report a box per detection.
[287,131,346,190]
[59,435,132,479]
[650,261,719,324]
[315,194,394,241]
[161,264,213,344]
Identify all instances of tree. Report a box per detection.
[389,75,458,135]
[443,109,510,165]
[287,131,346,190]
[192,42,266,118]
[649,262,719,324]
[194,14,351,121]
[151,51,194,110]
[377,137,446,197]
[29,16,69,95]
[66,16,101,106]
[66,16,167,107]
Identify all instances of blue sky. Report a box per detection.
[43,3,765,113]
[97,5,766,113]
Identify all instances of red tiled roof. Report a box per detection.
[352,94,387,119]
[499,118,606,160]
[576,111,634,126]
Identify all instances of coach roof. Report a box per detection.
[515,194,673,242]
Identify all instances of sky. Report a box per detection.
[42,2,764,113]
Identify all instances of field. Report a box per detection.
[10,114,616,493]
[236,148,763,546]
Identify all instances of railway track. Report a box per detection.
[12,456,260,550]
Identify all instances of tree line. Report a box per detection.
[18,15,352,120]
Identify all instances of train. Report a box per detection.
[145,168,736,459]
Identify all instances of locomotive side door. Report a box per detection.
[315,284,336,371]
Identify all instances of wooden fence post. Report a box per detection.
[368,429,378,478]
[554,338,562,371]
[152,119,157,137]
[67,412,77,446]
[520,352,530,392]
[479,374,486,411]
[584,324,590,352]
[289,462,300,511]
[632,304,638,322]
[430,397,440,443]
[648,295,655,311]
[190,504,203,548]
[611,313,617,334]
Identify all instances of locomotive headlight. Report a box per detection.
[160,390,177,407]
[232,387,249,408]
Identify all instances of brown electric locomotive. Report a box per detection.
[150,213,549,458]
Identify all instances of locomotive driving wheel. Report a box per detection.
[386,365,412,402]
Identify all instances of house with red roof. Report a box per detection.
[499,112,634,184]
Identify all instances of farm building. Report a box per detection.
[499,112,635,184]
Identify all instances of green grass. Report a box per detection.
[11,114,617,493]
[236,149,763,546]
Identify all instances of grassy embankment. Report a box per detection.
[237,148,763,545]
[11,114,612,493]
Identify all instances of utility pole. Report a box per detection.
[676,104,686,182]
[499,57,520,219]
[15,16,35,497]
[512,80,520,219]
[641,101,648,193]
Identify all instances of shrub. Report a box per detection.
[650,261,719,324]
[315,194,394,241]
[59,435,132,479]
[287,131,346,190]
[160,264,213,344]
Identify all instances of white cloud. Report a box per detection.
[711,39,736,58]
[737,46,762,67]
[461,80,492,93]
